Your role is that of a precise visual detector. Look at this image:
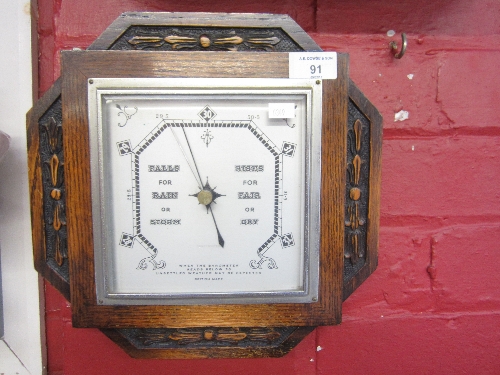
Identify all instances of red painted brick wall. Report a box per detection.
[38,1,500,374]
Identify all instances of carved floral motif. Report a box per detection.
[121,327,284,349]
[128,32,281,51]
[40,102,68,277]
[345,119,366,264]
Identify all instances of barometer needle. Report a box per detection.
[172,124,225,247]
[180,126,204,187]
[209,206,225,248]
[170,125,202,189]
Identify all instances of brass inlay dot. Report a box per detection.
[200,35,211,48]
[350,187,361,201]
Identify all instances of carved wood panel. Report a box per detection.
[38,98,69,282]
[110,26,302,52]
[117,327,292,348]
[344,100,371,282]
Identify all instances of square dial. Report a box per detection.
[89,78,322,305]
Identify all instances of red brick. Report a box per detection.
[53,0,316,48]
[37,0,55,34]
[38,38,56,94]
[345,45,438,135]
[381,136,500,218]
[343,224,500,319]
[429,224,500,311]
[61,324,317,375]
[316,0,500,36]
[314,34,500,136]
[437,51,500,130]
[45,315,65,373]
[316,314,500,375]
[342,227,436,318]
[45,284,68,373]
[44,282,66,315]
[351,44,435,101]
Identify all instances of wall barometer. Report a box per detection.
[27,12,382,358]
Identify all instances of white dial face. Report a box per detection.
[89,79,321,305]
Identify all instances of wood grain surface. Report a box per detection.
[61,51,348,328]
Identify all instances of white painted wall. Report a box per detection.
[0,1,45,374]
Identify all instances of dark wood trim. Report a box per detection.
[27,79,71,301]
[101,326,315,359]
[343,80,382,300]
[89,12,321,52]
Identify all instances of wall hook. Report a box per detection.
[389,32,407,59]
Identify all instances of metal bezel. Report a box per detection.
[88,78,322,305]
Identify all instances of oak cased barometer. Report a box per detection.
[27,12,382,359]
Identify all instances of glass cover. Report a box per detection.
[88,78,321,305]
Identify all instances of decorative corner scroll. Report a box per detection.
[250,255,278,270]
[116,104,138,127]
[250,233,279,270]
